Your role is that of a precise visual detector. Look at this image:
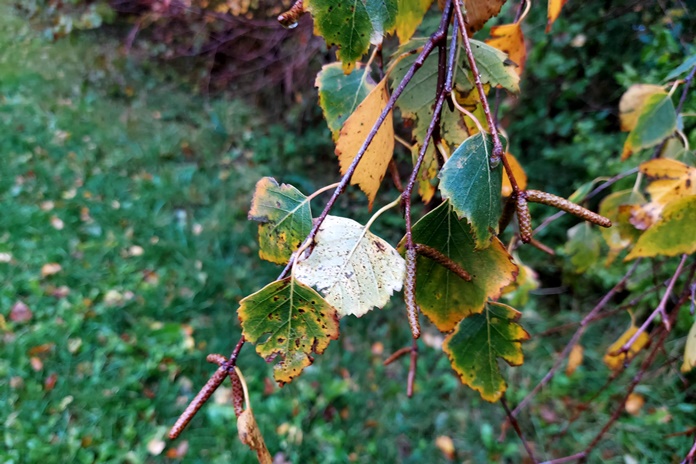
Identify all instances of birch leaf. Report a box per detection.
[248,177,312,264]
[444,301,529,402]
[407,201,518,332]
[335,78,395,209]
[681,319,696,373]
[546,0,568,32]
[439,133,504,249]
[395,0,434,43]
[316,63,376,139]
[625,195,696,260]
[603,322,650,371]
[621,92,677,160]
[619,84,666,132]
[238,277,340,385]
[463,0,507,35]
[305,0,397,72]
[294,215,406,317]
[485,23,527,75]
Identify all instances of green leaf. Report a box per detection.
[294,215,405,317]
[438,133,504,248]
[408,201,518,332]
[469,40,520,93]
[621,93,677,160]
[238,277,340,385]
[248,177,312,264]
[443,301,530,402]
[564,222,602,273]
[394,0,434,43]
[626,195,696,260]
[665,54,696,82]
[316,63,376,139]
[305,0,397,71]
[390,38,473,119]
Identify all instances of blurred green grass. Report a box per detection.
[1,3,695,464]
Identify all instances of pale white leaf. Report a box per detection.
[294,216,405,317]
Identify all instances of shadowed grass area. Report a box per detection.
[1,4,695,464]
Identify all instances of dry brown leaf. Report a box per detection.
[335,79,394,209]
[435,435,456,460]
[463,0,507,34]
[625,393,645,415]
[486,23,527,75]
[566,344,583,376]
[238,409,272,464]
[619,84,666,132]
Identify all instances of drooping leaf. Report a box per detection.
[305,0,398,71]
[316,63,376,139]
[237,408,272,464]
[546,0,568,32]
[294,215,406,317]
[681,319,696,373]
[485,23,526,75]
[394,0,433,43]
[603,321,650,371]
[439,133,504,248]
[407,201,518,332]
[621,92,677,160]
[625,195,696,260]
[501,153,527,197]
[444,301,530,402]
[335,78,395,208]
[462,0,508,35]
[598,189,645,264]
[248,177,312,264]
[238,277,340,385]
[665,54,696,82]
[564,222,602,273]
[619,84,666,132]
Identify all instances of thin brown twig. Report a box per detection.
[620,254,689,353]
[383,346,412,365]
[501,396,538,463]
[452,0,509,175]
[511,260,641,417]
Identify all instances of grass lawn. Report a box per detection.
[1,4,694,463]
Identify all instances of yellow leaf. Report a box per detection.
[628,159,696,231]
[681,319,696,373]
[619,84,666,132]
[485,23,526,75]
[546,0,569,32]
[603,323,650,371]
[435,435,456,460]
[626,195,696,260]
[335,78,395,209]
[625,393,645,416]
[395,0,434,43]
[566,344,583,376]
[501,153,527,196]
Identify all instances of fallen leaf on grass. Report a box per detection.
[10,301,33,323]
[41,263,62,277]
